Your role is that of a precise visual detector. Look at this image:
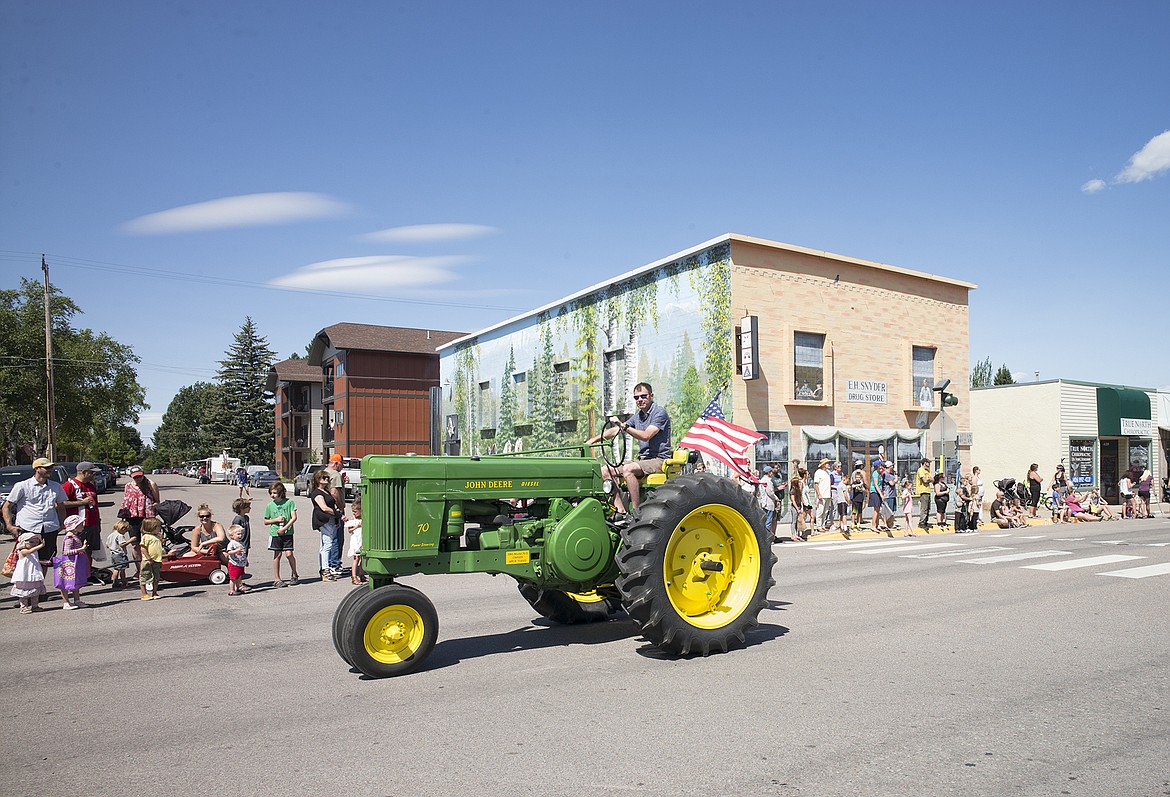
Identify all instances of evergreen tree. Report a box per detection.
[497,346,516,448]
[674,365,707,446]
[993,365,1015,385]
[530,323,557,451]
[209,318,276,466]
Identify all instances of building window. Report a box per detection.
[793,332,824,401]
[478,381,493,430]
[912,346,935,408]
[513,372,527,419]
[603,349,625,415]
[554,361,572,419]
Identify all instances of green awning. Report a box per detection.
[1097,387,1151,436]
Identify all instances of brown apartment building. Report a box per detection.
[306,323,464,463]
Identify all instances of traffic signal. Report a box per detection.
[932,378,959,408]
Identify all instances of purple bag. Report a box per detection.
[52,553,89,591]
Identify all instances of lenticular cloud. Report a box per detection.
[121,192,350,234]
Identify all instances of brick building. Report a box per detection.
[267,358,326,479]
[438,234,975,483]
[307,323,464,462]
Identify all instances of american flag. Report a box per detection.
[679,395,765,482]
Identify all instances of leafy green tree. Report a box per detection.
[152,382,221,464]
[970,357,993,388]
[0,277,145,464]
[993,365,1015,385]
[207,318,277,466]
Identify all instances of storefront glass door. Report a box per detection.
[1100,439,1119,502]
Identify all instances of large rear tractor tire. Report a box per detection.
[517,583,618,624]
[341,584,438,678]
[616,472,776,656]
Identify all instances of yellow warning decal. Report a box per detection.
[505,550,530,565]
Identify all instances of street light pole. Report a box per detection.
[42,255,57,462]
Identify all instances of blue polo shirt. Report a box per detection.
[628,403,672,460]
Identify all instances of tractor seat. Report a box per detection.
[643,449,691,486]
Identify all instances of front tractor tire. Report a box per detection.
[340,584,438,678]
[616,472,776,656]
[517,583,618,624]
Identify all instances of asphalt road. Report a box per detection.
[2,476,1167,797]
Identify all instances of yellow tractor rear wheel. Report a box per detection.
[616,472,776,655]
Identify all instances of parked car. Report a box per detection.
[93,462,118,489]
[293,463,325,496]
[249,470,282,489]
[0,464,71,505]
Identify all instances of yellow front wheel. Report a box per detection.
[341,584,438,677]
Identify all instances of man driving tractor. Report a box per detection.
[585,381,672,519]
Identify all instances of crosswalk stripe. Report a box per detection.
[1016,535,1047,539]
[901,546,1013,559]
[1022,555,1145,571]
[1053,538,1085,541]
[1095,540,1126,545]
[983,533,1014,537]
[808,540,921,551]
[1098,562,1170,579]
[960,550,1071,564]
[851,542,962,555]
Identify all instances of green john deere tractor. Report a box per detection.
[331,442,777,678]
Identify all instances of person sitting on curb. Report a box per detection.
[1059,489,1101,523]
[1085,488,1117,521]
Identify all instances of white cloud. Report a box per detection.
[269,255,470,293]
[1116,129,1170,184]
[121,192,350,234]
[360,223,498,244]
[1080,178,1107,194]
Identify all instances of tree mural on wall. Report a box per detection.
[497,345,516,451]
[452,343,479,456]
[571,297,600,439]
[443,244,733,456]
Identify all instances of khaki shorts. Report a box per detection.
[627,458,665,476]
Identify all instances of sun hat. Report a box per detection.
[18,531,39,544]
[819,458,831,467]
[63,515,84,532]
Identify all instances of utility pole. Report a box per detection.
[42,255,56,462]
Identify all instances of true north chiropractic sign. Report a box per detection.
[846,379,887,404]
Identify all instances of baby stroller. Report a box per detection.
[995,477,1030,507]
[155,499,230,585]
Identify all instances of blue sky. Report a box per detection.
[2,1,1167,441]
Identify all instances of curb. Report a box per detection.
[776,515,1106,543]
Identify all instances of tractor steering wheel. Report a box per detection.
[595,415,627,471]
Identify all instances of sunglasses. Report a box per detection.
[633,393,650,400]
[198,514,212,519]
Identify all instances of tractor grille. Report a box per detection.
[369,478,408,553]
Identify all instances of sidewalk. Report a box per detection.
[779,513,1126,543]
